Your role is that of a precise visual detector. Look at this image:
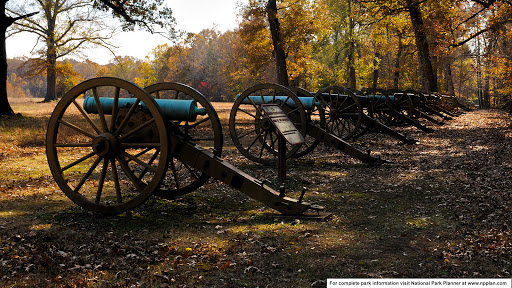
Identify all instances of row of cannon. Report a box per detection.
[45,77,468,216]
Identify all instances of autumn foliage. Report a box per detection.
[3,0,512,110]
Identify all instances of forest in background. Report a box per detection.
[5,0,512,107]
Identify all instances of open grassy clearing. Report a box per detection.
[0,99,511,287]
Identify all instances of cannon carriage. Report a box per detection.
[45,76,468,216]
[228,84,390,166]
[46,77,324,216]
[228,84,416,166]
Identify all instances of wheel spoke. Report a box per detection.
[182,162,201,180]
[189,116,210,129]
[269,130,277,149]
[237,107,258,119]
[72,99,101,135]
[54,143,93,148]
[246,96,262,115]
[73,156,102,193]
[169,159,181,189]
[92,87,109,133]
[58,119,97,139]
[110,158,123,203]
[130,147,153,159]
[121,143,161,149]
[95,158,109,204]
[246,129,264,152]
[285,107,299,117]
[60,151,96,172]
[110,87,120,132]
[259,131,268,158]
[280,95,291,109]
[237,125,262,140]
[138,149,160,180]
[115,98,141,136]
[120,151,158,173]
[234,121,255,126]
[118,118,156,141]
[115,155,135,184]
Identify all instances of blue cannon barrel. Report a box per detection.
[316,93,354,101]
[238,95,318,110]
[359,95,395,104]
[365,95,389,101]
[83,97,207,122]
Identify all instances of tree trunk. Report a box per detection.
[483,75,490,108]
[445,59,455,96]
[393,33,403,89]
[407,1,437,92]
[44,4,58,102]
[476,36,483,108]
[266,0,289,87]
[0,0,15,115]
[45,50,57,101]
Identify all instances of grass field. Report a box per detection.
[0,98,511,287]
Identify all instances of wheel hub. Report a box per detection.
[92,133,119,158]
[260,117,274,131]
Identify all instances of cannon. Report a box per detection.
[354,89,440,132]
[46,77,323,216]
[228,84,395,165]
[312,86,416,143]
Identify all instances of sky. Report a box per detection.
[6,0,245,65]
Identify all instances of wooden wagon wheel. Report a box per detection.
[229,83,307,165]
[389,89,414,122]
[405,90,425,118]
[289,87,325,158]
[314,86,363,140]
[366,89,394,126]
[144,82,223,199]
[46,77,169,215]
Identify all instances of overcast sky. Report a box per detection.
[6,0,245,64]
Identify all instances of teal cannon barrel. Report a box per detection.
[83,97,207,121]
[238,95,318,110]
[365,95,392,101]
[357,95,394,105]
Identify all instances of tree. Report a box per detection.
[266,0,289,86]
[0,0,175,114]
[407,0,437,92]
[240,0,328,88]
[8,0,117,101]
[1,0,37,115]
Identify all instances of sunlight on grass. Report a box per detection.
[0,154,51,181]
[9,98,57,116]
[0,210,26,217]
[406,217,433,228]
[30,223,52,231]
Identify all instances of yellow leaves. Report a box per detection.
[195,262,210,271]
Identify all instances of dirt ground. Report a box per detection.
[0,101,511,287]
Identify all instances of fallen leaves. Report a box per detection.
[0,107,511,286]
